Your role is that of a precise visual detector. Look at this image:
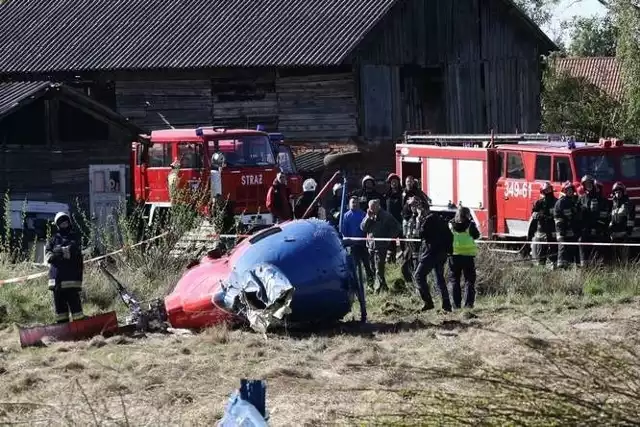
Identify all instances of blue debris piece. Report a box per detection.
[218,379,268,426]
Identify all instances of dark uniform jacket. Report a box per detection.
[578,191,610,237]
[45,229,84,290]
[385,189,403,223]
[294,191,319,219]
[553,195,581,239]
[529,194,558,238]
[610,195,636,239]
[360,209,402,251]
[417,212,453,260]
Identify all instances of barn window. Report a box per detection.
[534,155,551,181]
[148,144,171,167]
[506,153,525,180]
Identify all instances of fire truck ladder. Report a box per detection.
[402,131,570,148]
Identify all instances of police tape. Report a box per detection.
[208,233,640,247]
[0,232,169,287]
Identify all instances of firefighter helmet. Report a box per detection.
[540,182,553,194]
[561,181,575,193]
[580,174,594,185]
[54,212,70,226]
[612,181,626,193]
[332,182,343,194]
[386,173,400,184]
[361,175,375,187]
[302,178,317,192]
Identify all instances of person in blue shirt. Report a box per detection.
[342,196,374,288]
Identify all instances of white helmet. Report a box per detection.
[54,212,70,225]
[332,183,343,194]
[303,178,317,192]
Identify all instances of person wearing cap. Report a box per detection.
[609,181,636,263]
[44,212,85,323]
[385,173,403,263]
[577,174,608,267]
[554,181,581,269]
[294,178,320,219]
[528,182,558,267]
[266,172,293,223]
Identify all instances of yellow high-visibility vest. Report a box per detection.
[449,223,478,256]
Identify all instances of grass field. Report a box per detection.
[1,244,640,426]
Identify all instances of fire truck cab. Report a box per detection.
[396,132,640,240]
[131,126,301,227]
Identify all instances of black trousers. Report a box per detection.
[350,245,374,286]
[413,253,450,311]
[52,288,85,323]
[557,236,580,268]
[448,255,476,309]
[579,234,606,267]
[369,247,388,291]
[531,233,557,266]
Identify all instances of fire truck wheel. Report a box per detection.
[323,151,364,168]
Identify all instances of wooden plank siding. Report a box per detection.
[115,80,213,130]
[276,72,358,141]
[350,0,544,136]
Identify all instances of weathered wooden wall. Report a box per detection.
[0,95,132,213]
[115,80,213,130]
[351,0,546,136]
[112,70,359,142]
[276,72,358,140]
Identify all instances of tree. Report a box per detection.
[567,14,618,56]
[512,0,561,27]
[613,0,640,138]
[541,55,623,140]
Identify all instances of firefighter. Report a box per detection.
[400,196,422,284]
[167,160,181,202]
[577,174,608,267]
[342,196,374,288]
[609,182,636,264]
[528,182,558,267]
[360,199,402,293]
[402,175,431,207]
[294,178,319,219]
[413,199,453,312]
[327,182,344,229]
[351,175,384,212]
[44,212,85,324]
[385,173,403,263]
[266,172,293,223]
[448,206,479,309]
[554,181,581,269]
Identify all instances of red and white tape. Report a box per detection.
[0,232,169,286]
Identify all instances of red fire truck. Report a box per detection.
[130,126,302,228]
[395,132,640,240]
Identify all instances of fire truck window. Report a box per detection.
[554,157,573,182]
[277,146,297,174]
[148,144,171,168]
[496,152,504,178]
[620,154,640,179]
[576,155,614,181]
[534,155,552,180]
[506,153,525,179]
[178,143,203,169]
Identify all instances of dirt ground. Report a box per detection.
[1,292,639,427]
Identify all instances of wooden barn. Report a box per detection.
[0,82,143,233]
[0,0,556,143]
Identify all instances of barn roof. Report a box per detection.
[0,81,145,133]
[0,0,555,74]
[553,56,622,101]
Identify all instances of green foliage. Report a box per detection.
[614,0,640,139]
[541,54,623,139]
[512,0,561,26]
[567,14,618,57]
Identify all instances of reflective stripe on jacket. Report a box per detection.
[449,223,478,256]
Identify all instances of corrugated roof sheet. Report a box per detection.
[0,0,398,73]
[554,57,622,100]
[295,150,332,173]
[0,81,51,118]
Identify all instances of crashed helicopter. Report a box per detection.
[18,156,367,347]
